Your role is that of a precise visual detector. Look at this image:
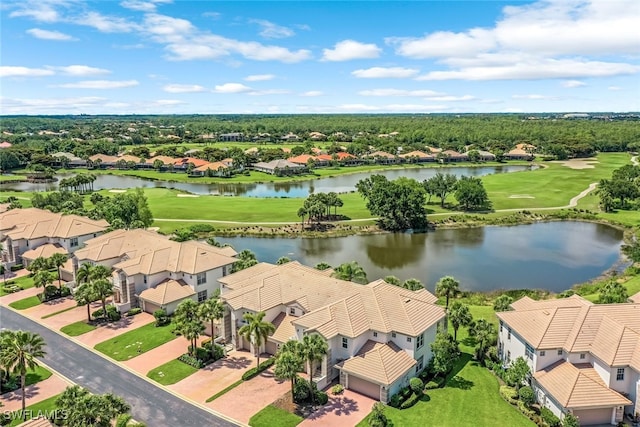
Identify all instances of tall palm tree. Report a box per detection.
[331,261,368,284]
[448,301,473,341]
[76,262,93,286]
[301,334,328,402]
[92,279,113,320]
[274,349,303,395]
[469,319,496,363]
[89,265,111,281]
[49,253,68,289]
[435,276,460,309]
[0,331,47,419]
[27,256,50,273]
[198,296,224,359]
[33,270,54,290]
[403,278,423,291]
[238,311,275,367]
[175,299,205,356]
[74,283,96,322]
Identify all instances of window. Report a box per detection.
[540,351,546,357]
[342,337,348,349]
[93,233,97,238]
[289,307,295,315]
[198,290,207,303]
[557,349,563,356]
[373,331,378,337]
[525,344,534,360]
[70,237,78,247]
[499,321,503,333]
[392,332,396,338]
[507,328,511,340]
[143,275,147,284]
[416,355,424,372]
[406,337,412,343]
[507,351,511,364]
[196,272,206,285]
[579,353,586,360]
[417,333,424,349]
[616,368,624,381]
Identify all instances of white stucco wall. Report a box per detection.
[498,321,529,368]
[567,352,591,364]
[389,331,416,358]
[592,357,612,386]
[535,348,565,371]
[533,381,565,419]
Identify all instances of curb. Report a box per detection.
[1,302,246,427]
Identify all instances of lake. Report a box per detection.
[215,221,624,293]
[0,164,537,197]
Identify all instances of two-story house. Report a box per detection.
[73,229,237,314]
[218,261,446,403]
[497,295,639,425]
[0,208,108,277]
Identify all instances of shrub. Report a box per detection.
[368,402,388,427]
[400,386,411,398]
[178,353,204,368]
[92,308,105,318]
[189,224,215,233]
[517,400,536,419]
[409,377,424,394]
[293,378,310,403]
[315,390,329,405]
[106,305,121,321]
[499,386,518,405]
[388,393,402,408]
[424,380,439,390]
[10,264,23,271]
[153,309,170,326]
[212,344,224,361]
[400,392,421,409]
[242,367,259,381]
[258,357,275,371]
[541,407,561,427]
[60,286,71,297]
[519,386,535,407]
[201,338,212,349]
[126,308,142,317]
[331,384,344,395]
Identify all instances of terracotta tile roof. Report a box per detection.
[509,295,591,311]
[441,150,467,158]
[534,361,630,409]
[174,157,209,168]
[22,243,66,260]
[89,154,118,163]
[287,154,317,165]
[147,155,176,165]
[270,312,297,344]
[399,150,433,159]
[336,340,416,386]
[118,154,141,163]
[366,151,397,159]
[0,208,108,240]
[138,279,195,305]
[194,161,230,172]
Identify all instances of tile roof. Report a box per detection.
[399,150,433,159]
[270,312,298,344]
[194,161,230,172]
[253,159,305,170]
[22,243,66,260]
[138,279,195,305]
[534,361,630,409]
[287,154,317,165]
[366,151,396,159]
[0,208,108,240]
[146,155,176,165]
[336,340,416,386]
[89,154,118,163]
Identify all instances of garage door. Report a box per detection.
[573,408,611,425]
[143,302,161,314]
[348,375,380,400]
[265,341,278,356]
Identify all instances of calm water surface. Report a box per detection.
[1,164,537,197]
[216,222,624,293]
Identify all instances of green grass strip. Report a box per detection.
[41,305,78,319]
[6,394,61,427]
[205,379,244,402]
[9,295,41,310]
[94,321,177,361]
[147,359,198,385]
[60,321,97,337]
[249,405,303,427]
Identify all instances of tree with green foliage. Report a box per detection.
[562,413,580,427]
[455,176,492,211]
[468,319,497,364]
[56,385,131,427]
[402,278,423,291]
[92,279,114,320]
[493,295,514,312]
[238,311,275,367]
[383,275,400,285]
[315,262,331,271]
[231,249,258,273]
[357,175,428,231]
[174,299,205,357]
[331,261,368,284]
[74,283,97,322]
[430,332,460,375]
[622,238,640,263]
[368,402,389,427]
[425,172,458,208]
[301,334,328,403]
[32,270,54,290]
[277,256,292,265]
[519,386,535,407]
[597,280,629,304]
[198,295,224,359]
[0,330,47,419]
[274,345,303,396]
[435,276,460,309]
[27,256,50,273]
[448,301,473,341]
[49,252,68,289]
[506,357,530,391]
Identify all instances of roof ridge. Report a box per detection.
[565,363,581,407]
[536,307,560,347]
[564,305,592,351]
[373,343,388,384]
[369,284,390,332]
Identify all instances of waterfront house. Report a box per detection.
[497,295,639,425]
[253,159,305,175]
[399,150,435,163]
[365,151,400,164]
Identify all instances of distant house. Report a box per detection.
[191,161,231,176]
[89,154,118,167]
[399,150,434,163]
[117,155,142,164]
[51,152,87,168]
[309,132,327,141]
[440,150,468,162]
[504,148,534,160]
[281,133,301,142]
[173,157,209,170]
[0,142,12,149]
[466,150,496,161]
[146,155,177,168]
[252,133,272,143]
[331,152,360,165]
[425,146,442,154]
[287,154,326,166]
[253,159,305,175]
[219,132,244,142]
[365,151,400,164]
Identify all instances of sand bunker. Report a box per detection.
[553,158,599,169]
[177,194,199,198]
[108,189,126,193]
[509,195,535,199]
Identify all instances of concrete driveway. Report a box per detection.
[23,296,77,319]
[0,286,42,306]
[208,368,289,424]
[39,300,105,331]
[298,389,376,427]
[0,374,69,412]
[76,313,155,347]
[169,350,255,403]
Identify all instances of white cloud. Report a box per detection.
[250,19,294,39]
[0,66,55,77]
[512,94,557,100]
[143,13,193,39]
[245,74,275,81]
[26,28,76,41]
[386,28,494,59]
[213,83,253,93]
[153,99,185,105]
[351,67,419,79]
[56,80,139,89]
[78,11,139,33]
[9,0,66,23]
[358,88,443,97]
[0,96,107,113]
[608,86,622,91]
[247,89,290,96]
[162,84,206,93]
[300,91,323,97]
[562,80,587,88]
[322,40,381,62]
[120,0,172,12]
[427,95,476,102]
[49,65,111,76]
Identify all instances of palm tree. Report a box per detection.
[314,262,331,271]
[198,296,224,359]
[277,256,292,265]
[89,265,111,281]
[403,278,423,291]
[274,349,303,395]
[331,261,368,284]
[0,331,47,419]
[448,301,473,341]
[49,252,68,289]
[469,319,496,363]
[297,207,307,227]
[33,270,54,290]
[76,262,93,286]
[435,276,460,309]
[300,334,328,402]
[27,256,50,273]
[92,279,113,320]
[175,299,205,356]
[75,283,96,322]
[384,275,400,286]
[238,311,275,367]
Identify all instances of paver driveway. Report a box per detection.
[0,286,41,306]
[208,368,289,424]
[122,335,206,375]
[23,296,77,319]
[76,313,155,347]
[38,300,105,331]
[0,374,69,412]
[169,350,255,403]
[298,389,376,427]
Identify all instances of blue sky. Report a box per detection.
[1,0,638,114]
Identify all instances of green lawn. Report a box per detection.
[94,321,177,361]
[249,405,303,427]
[8,295,41,310]
[147,359,198,385]
[0,174,27,182]
[581,274,640,302]
[6,394,60,427]
[60,320,97,336]
[1,275,36,297]
[24,365,53,387]
[41,305,78,319]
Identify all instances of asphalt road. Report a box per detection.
[0,306,238,427]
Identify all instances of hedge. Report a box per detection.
[499,386,518,405]
[241,357,275,381]
[400,392,422,409]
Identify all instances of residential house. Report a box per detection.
[73,229,238,314]
[0,208,108,276]
[173,157,209,171]
[399,150,435,163]
[281,132,301,142]
[191,161,232,177]
[465,150,497,161]
[287,154,327,167]
[219,132,244,142]
[440,150,468,162]
[497,295,639,425]
[629,291,640,303]
[365,151,400,164]
[0,142,12,149]
[309,132,327,141]
[51,152,87,168]
[218,261,446,403]
[252,133,272,143]
[145,155,177,168]
[89,154,118,168]
[252,159,305,175]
